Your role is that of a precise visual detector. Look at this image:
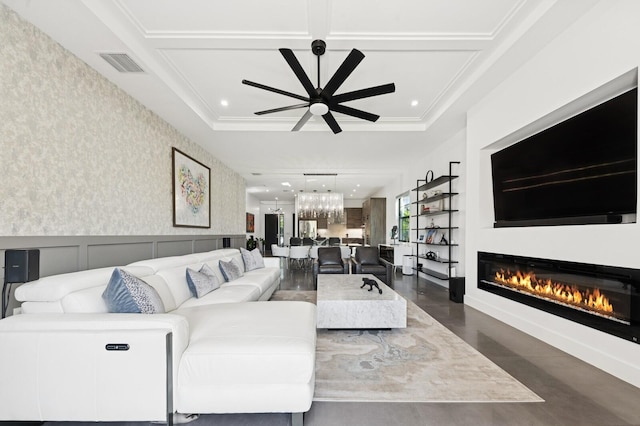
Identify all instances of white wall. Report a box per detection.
[0,5,246,236]
[377,129,466,286]
[246,193,261,237]
[465,0,640,387]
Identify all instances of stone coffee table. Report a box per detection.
[316,274,407,329]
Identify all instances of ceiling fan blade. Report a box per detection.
[279,49,317,97]
[322,111,342,134]
[292,109,313,131]
[331,104,379,122]
[331,83,396,104]
[255,103,309,115]
[242,79,309,102]
[322,49,365,97]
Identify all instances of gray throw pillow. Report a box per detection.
[102,268,165,314]
[186,265,220,298]
[241,247,265,271]
[219,258,244,282]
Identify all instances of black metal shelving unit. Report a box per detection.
[411,161,461,283]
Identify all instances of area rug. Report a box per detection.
[270,290,543,403]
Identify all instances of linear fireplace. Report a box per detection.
[478,252,640,344]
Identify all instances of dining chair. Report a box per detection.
[289,245,310,270]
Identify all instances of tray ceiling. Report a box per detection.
[2,0,598,200]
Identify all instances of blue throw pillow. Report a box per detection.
[186,265,220,298]
[102,268,165,314]
[219,258,244,282]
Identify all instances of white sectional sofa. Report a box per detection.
[0,248,317,426]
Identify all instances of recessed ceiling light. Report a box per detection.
[281,182,291,187]
[411,100,419,107]
[220,99,229,107]
[266,189,269,192]
[356,184,360,187]
[353,189,356,192]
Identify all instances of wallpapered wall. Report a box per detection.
[0,5,245,236]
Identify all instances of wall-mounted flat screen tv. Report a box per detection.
[491,87,637,227]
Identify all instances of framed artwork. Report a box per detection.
[425,228,437,244]
[246,212,255,233]
[172,147,211,228]
[417,234,425,243]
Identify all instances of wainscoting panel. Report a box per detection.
[87,242,154,270]
[157,240,195,258]
[194,238,218,253]
[40,245,80,276]
[1,235,245,280]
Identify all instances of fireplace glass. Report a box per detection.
[478,252,639,344]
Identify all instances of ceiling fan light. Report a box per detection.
[309,102,329,116]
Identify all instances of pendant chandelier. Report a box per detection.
[296,191,344,224]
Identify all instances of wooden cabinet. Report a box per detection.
[317,217,328,229]
[362,198,386,247]
[345,208,362,228]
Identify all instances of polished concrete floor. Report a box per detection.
[277,260,640,426]
[33,260,640,426]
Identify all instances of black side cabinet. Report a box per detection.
[449,277,465,303]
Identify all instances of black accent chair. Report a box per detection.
[289,237,302,246]
[351,247,393,285]
[313,247,349,287]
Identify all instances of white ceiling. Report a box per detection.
[3,0,599,201]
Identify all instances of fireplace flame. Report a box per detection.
[494,270,614,314]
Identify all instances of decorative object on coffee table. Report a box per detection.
[361,277,383,294]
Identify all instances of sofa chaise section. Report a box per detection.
[0,248,316,425]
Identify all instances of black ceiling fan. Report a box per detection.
[242,40,395,134]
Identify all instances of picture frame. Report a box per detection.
[418,234,425,243]
[172,147,211,228]
[425,228,437,244]
[246,212,255,233]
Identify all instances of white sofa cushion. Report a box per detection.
[61,286,108,313]
[15,266,154,303]
[175,301,316,412]
[223,268,279,295]
[127,255,200,273]
[155,263,203,308]
[177,285,260,309]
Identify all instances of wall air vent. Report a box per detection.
[99,53,144,73]
[303,173,338,176]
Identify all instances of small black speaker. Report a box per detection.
[4,249,40,283]
[222,238,231,248]
[449,277,465,303]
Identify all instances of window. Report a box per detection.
[397,192,411,242]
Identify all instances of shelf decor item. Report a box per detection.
[425,229,437,244]
[172,148,211,228]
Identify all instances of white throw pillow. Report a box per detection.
[219,258,244,281]
[186,265,220,298]
[241,247,265,271]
